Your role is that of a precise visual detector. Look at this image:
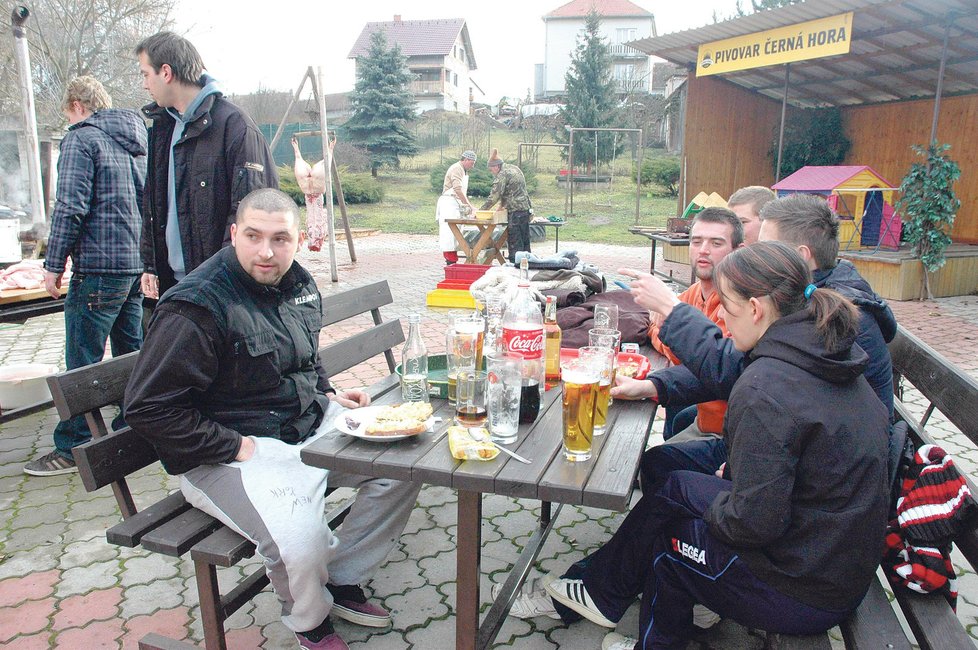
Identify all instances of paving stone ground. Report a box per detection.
[1,232,976,649]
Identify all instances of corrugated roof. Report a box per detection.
[544,0,653,19]
[348,18,476,70]
[627,0,978,108]
[772,165,891,190]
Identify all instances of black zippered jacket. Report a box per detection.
[141,91,277,289]
[124,247,332,475]
[704,310,890,612]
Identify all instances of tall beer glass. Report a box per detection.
[579,346,615,436]
[560,359,599,462]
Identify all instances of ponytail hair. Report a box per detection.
[715,241,859,351]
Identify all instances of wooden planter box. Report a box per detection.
[839,245,978,300]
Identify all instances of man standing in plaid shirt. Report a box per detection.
[25,76,147,476]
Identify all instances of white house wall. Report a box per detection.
[541,16,655,98]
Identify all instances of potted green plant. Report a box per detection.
[896,143,961,300]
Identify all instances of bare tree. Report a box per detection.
[0,0,176,131]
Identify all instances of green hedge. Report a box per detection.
[278,165,384,205]
[632,155,681,196]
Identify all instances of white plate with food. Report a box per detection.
[334,402,435,441]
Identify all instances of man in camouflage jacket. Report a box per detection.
[482,149,531,263]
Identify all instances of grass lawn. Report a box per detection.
[334,129,681,246]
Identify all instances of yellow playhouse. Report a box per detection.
[771,166,901,251]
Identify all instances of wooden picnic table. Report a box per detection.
[627,227,691,288]
[446,218,509,265]
[301,352,666,650]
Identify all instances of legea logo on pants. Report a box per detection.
[672,537,706,565]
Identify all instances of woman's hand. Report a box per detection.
[617,268,681,319]
[610,375,657,401]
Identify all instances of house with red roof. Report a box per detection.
[537,0,657,100]
[349,16,480,115]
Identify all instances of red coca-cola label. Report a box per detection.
[502,327,544,359]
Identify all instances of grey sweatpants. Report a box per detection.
[180,402,422,632]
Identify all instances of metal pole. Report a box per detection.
[11,6,45,226]
[635,131,643,225]
[929,16,952,146]
[315,67,339,282]
[568,129,575,218]
[775,63,790,183]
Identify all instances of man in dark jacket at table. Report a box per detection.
[125,189,420,650]
[135,31,277,300]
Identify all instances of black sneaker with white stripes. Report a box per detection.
[544,577,616,628]
[24,450,78,476]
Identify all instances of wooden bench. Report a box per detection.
[47,280,405,650]
[769,325,978,650]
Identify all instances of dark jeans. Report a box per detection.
[507,210,531,263]
[580,472,851,649]
[53,273,142,458]
[639,437,728,494]
[663,404,698,440]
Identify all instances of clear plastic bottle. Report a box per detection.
[400,314,429,402]
[544,296,562,389]
[502,259,544,423]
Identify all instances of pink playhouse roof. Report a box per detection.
[771,165,892,191]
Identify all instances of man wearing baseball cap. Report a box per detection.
[437,150,477,265]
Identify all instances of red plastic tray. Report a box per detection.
[558,348,651,380]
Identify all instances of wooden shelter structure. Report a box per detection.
[628,0,978,298]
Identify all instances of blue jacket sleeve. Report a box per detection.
[45,133,93,273]
[655,302,746,402]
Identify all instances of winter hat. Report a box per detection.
[461,150,477,161]
[487,148,503,168]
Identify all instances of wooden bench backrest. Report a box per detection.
[886,325,978,648]
[50,280,404,510]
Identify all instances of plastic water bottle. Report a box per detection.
[502,259,544,423]
[401,314,429,402]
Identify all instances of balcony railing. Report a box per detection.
[410,80,443,95]
[615,78,649,93]
[609,43,646,58]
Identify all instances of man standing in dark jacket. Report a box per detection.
[125,189,420,650]
[25,76,146,476]
[135,32,277,299]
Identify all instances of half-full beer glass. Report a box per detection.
[560,358,600,462]
[579,346,615,435]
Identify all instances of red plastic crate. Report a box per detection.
[436,280,474,290]
[445,263,491,282]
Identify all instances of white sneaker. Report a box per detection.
[602,631,638,650]
[490,572,560,620]
[692,603,721,629]
[545,577,616,628]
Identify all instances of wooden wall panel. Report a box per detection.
[677,76,782,215]
[678,76,977,243]
[843,94,978,244]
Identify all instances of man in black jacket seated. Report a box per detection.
[125,189,421,650]
[619,192,897,495]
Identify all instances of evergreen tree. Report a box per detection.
[557,11,620,171]
[344,31,419,177]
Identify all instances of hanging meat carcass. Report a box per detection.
[292,137,327,251]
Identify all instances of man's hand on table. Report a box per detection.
[141,272,160,299]
[330,389,371,409]
[617,267,681,319]
[611,375,657,401]
[43,271,63,299]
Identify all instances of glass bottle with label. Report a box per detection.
[544,296,562,389]
[400,314,429,402]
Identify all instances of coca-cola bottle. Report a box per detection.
[502,259,544,423]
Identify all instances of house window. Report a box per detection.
[614,64,635,81]
[616,28,637,44]
[453,72,458,86]
[459,47,466,63]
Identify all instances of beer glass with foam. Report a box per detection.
[560,358,600,462]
